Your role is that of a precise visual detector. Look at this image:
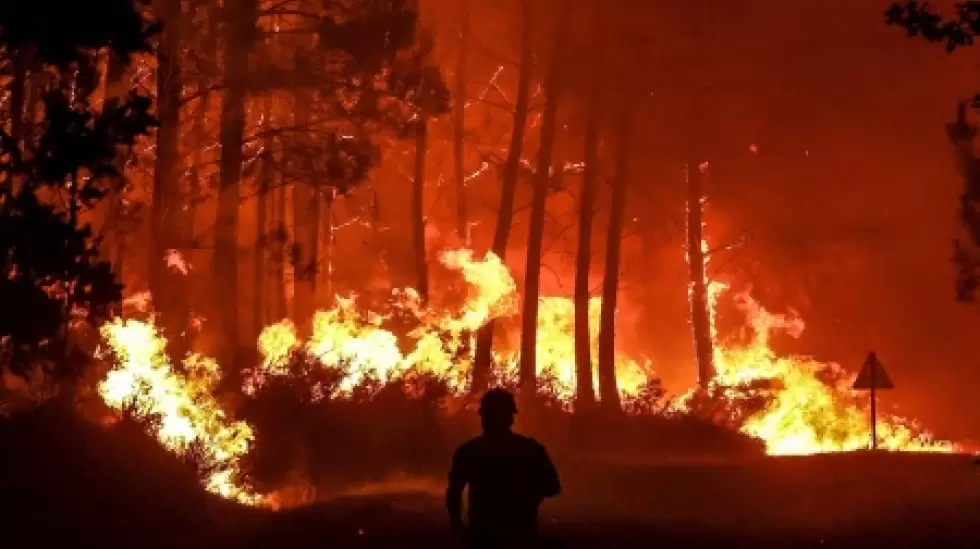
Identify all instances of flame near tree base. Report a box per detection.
[95,249,956,507]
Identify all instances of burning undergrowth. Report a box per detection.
[90,248,958,508]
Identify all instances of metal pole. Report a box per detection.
[870,384,877,451]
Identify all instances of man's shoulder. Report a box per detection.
[509,432,546,451]
[461,432,547,453]
[455,436,481,452]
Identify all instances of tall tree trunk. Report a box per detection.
[687,159,715,389]
[8,48,29,146]
[105,53,128,294]
[452,0,470,242]
[573,0,604,413]
[253,98,273,341]
[151,0,183,344]
[413,116,430,302]
[5,47,32,200]
[275,173,287,320]
[471,0,534,393]
[323,194,334,300]
[180,43,211,350]
[573,86,600,414]
[214,0,257,369]
[309,187,321,303]
[292,63,316,329]
[518,6,567,403]
[597,107,632,413]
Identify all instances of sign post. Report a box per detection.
[852,352,894,450]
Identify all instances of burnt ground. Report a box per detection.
[3,405,978,549]
[231,453,980,549]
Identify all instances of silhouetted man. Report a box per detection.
[446,388,561,548]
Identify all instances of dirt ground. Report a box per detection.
[231,452,980,549]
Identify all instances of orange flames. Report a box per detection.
[698,290,955,455]
[244,250,651,402]
[97,319,261,505]
[94,245,956,506]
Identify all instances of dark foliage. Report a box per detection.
[0,0,158,379]
[31,90,156,193]
[0,1,159,68]
[887,2,980,301]
[0,191,121,377]
[886,1,980,52]
[239,368,761,500]
[0,399,224,549]
[247,0,450,192]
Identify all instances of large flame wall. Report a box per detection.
[96,248,956,506]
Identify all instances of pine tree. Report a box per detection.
[887,2,980,301]
[0,1,159,380]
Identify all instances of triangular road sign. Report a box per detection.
[852,352,894,391]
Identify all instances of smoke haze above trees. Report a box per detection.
[1,0,978,444]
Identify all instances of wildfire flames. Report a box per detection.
[95,247,956,506]
[98,319,260,505]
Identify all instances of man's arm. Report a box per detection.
[446,446,467,527]
[537,445,561,499]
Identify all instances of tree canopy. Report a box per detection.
[0,1,159,379]
[887,1,980,301]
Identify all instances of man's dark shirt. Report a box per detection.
[447,431,560,543]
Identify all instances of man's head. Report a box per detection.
[479,388,517,433]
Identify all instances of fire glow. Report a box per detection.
[96,248,956,506]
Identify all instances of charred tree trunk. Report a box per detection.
[519,6,567,402]
[323,194,334,300]
[151,0,183,345]
[253,98,274,340]
[214,0,257,369]
[4,47,33,200]
[412,116,430,303]
[8,48,29,147]
[104,53,128,289]
[275,174,288,320]
[687,160,715,389]
[597,108,632,413]
[472,0,534,394]
[178,44,211,348]
[573,0,605,413]
[309,187,321,304]
[452,0,470,242]
[573,85,600,413]
[292,62,316,329]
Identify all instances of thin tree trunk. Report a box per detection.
[413,116,430,302]
[179,42,211,350]
[309,187,321,303]
[518,5,567,403]
[292,67,316,329]
[214,0,257,369]
[104,52,128,293]
[472,0,534,394]
[452,0,470,242]
[9,48,28,147]
[4,47,32,201]
[253,98,273,340]
[323,194,334,300]
[573,0,604,413]
[573,84,600,413]
[597,107,632,413]
[151,0,183,343]
[687,159,715,389]
[275,174,287,320]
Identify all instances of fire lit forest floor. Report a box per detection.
[3,404,979,549]
[246,453,980,549]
